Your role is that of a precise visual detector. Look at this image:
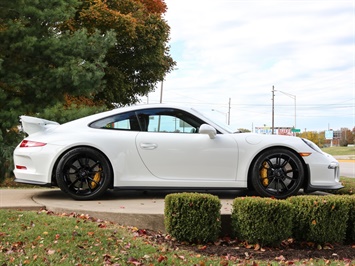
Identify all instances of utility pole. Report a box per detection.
[272,86,275,134]
[159,80,163,103]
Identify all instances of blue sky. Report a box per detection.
[141,0,354,132]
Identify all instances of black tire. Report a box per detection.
[56,147,112,200]
[251,148,304,199]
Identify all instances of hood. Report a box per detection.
[20,116,60,135]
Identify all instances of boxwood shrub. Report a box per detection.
[164,193,221,243]
[287,195,350,244]
[231,197,293,246]
[345,195,355,243]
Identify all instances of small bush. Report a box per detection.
[346,195,355,243]
[231,197,293,246]
[287,195,350,244]
[164,193,221,243]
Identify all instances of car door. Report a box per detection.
[135,108,239,181]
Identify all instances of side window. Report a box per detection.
[136,108,204,133]
[90,111,140,131]
[147,115,196,133]
[105,118,131,130]
[90,108,206,133]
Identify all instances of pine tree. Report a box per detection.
[0,0,175,180]
[0,0,115,179]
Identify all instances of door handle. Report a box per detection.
[140,143,158,150]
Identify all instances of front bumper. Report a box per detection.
[304,156,343,192]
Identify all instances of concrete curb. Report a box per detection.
[31,189,237,233]
[1,188,332,235]
[0,189,46,211]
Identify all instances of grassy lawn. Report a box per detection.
[321,146,355,157]
[0,210,221,265]
[0,209,353,266]
[334,177,355,195]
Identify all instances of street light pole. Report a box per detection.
[228,98,231,125]
[211,98,232,125]
[277,90,296,129]
[211,109,228,124]
[272,86,275,134]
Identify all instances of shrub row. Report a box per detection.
[164,193,355,246]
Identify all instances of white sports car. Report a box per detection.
[13,104,342,200]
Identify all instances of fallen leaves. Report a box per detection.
[47,249,56,255]
[1,209,355,265]
[198,245,207,250]
[275,255,286,261]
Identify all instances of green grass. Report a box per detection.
[0,210,224,266]
[321,146,355,157]
[335,177,355,195]
[0,210,353,266]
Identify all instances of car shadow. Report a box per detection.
[35,188,256,201]
[35,188,329,201]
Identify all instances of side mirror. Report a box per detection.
[199,124,217,139]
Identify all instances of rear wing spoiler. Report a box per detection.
[20,116,60,135]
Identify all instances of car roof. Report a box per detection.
[84,104,197,121]
[60,104,189,124]
[60,104,231,134]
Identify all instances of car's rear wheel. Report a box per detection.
[251,148,304,199]
[56,147,112,200]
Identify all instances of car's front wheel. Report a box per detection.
[251,148,304,199]
[56,147,112,200]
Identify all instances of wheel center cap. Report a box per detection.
[79,169,89,178]
[275,169,283,177]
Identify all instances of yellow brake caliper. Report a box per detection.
[91,168,102,189]
[260,161,269,186]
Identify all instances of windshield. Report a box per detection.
[191,108,236,134]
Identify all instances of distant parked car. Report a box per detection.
[13,104,342,200]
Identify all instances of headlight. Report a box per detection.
[302,138,323,154]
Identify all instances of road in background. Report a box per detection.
[339,160,355,178]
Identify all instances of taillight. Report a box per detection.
[20,140,47,148]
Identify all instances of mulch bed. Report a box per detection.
[142,229,355,262]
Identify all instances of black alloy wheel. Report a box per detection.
[251,148,304,199]
[56,147,112,200]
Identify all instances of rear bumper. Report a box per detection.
[14,178,52,187]
[13,143,63,185]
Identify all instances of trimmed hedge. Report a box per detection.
[231,197,293,246]
[164,193,355,246]
[164,193,221,243]
[287,195,350,244]
[345,195,355,243]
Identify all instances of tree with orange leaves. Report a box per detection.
[63,0,176,106]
